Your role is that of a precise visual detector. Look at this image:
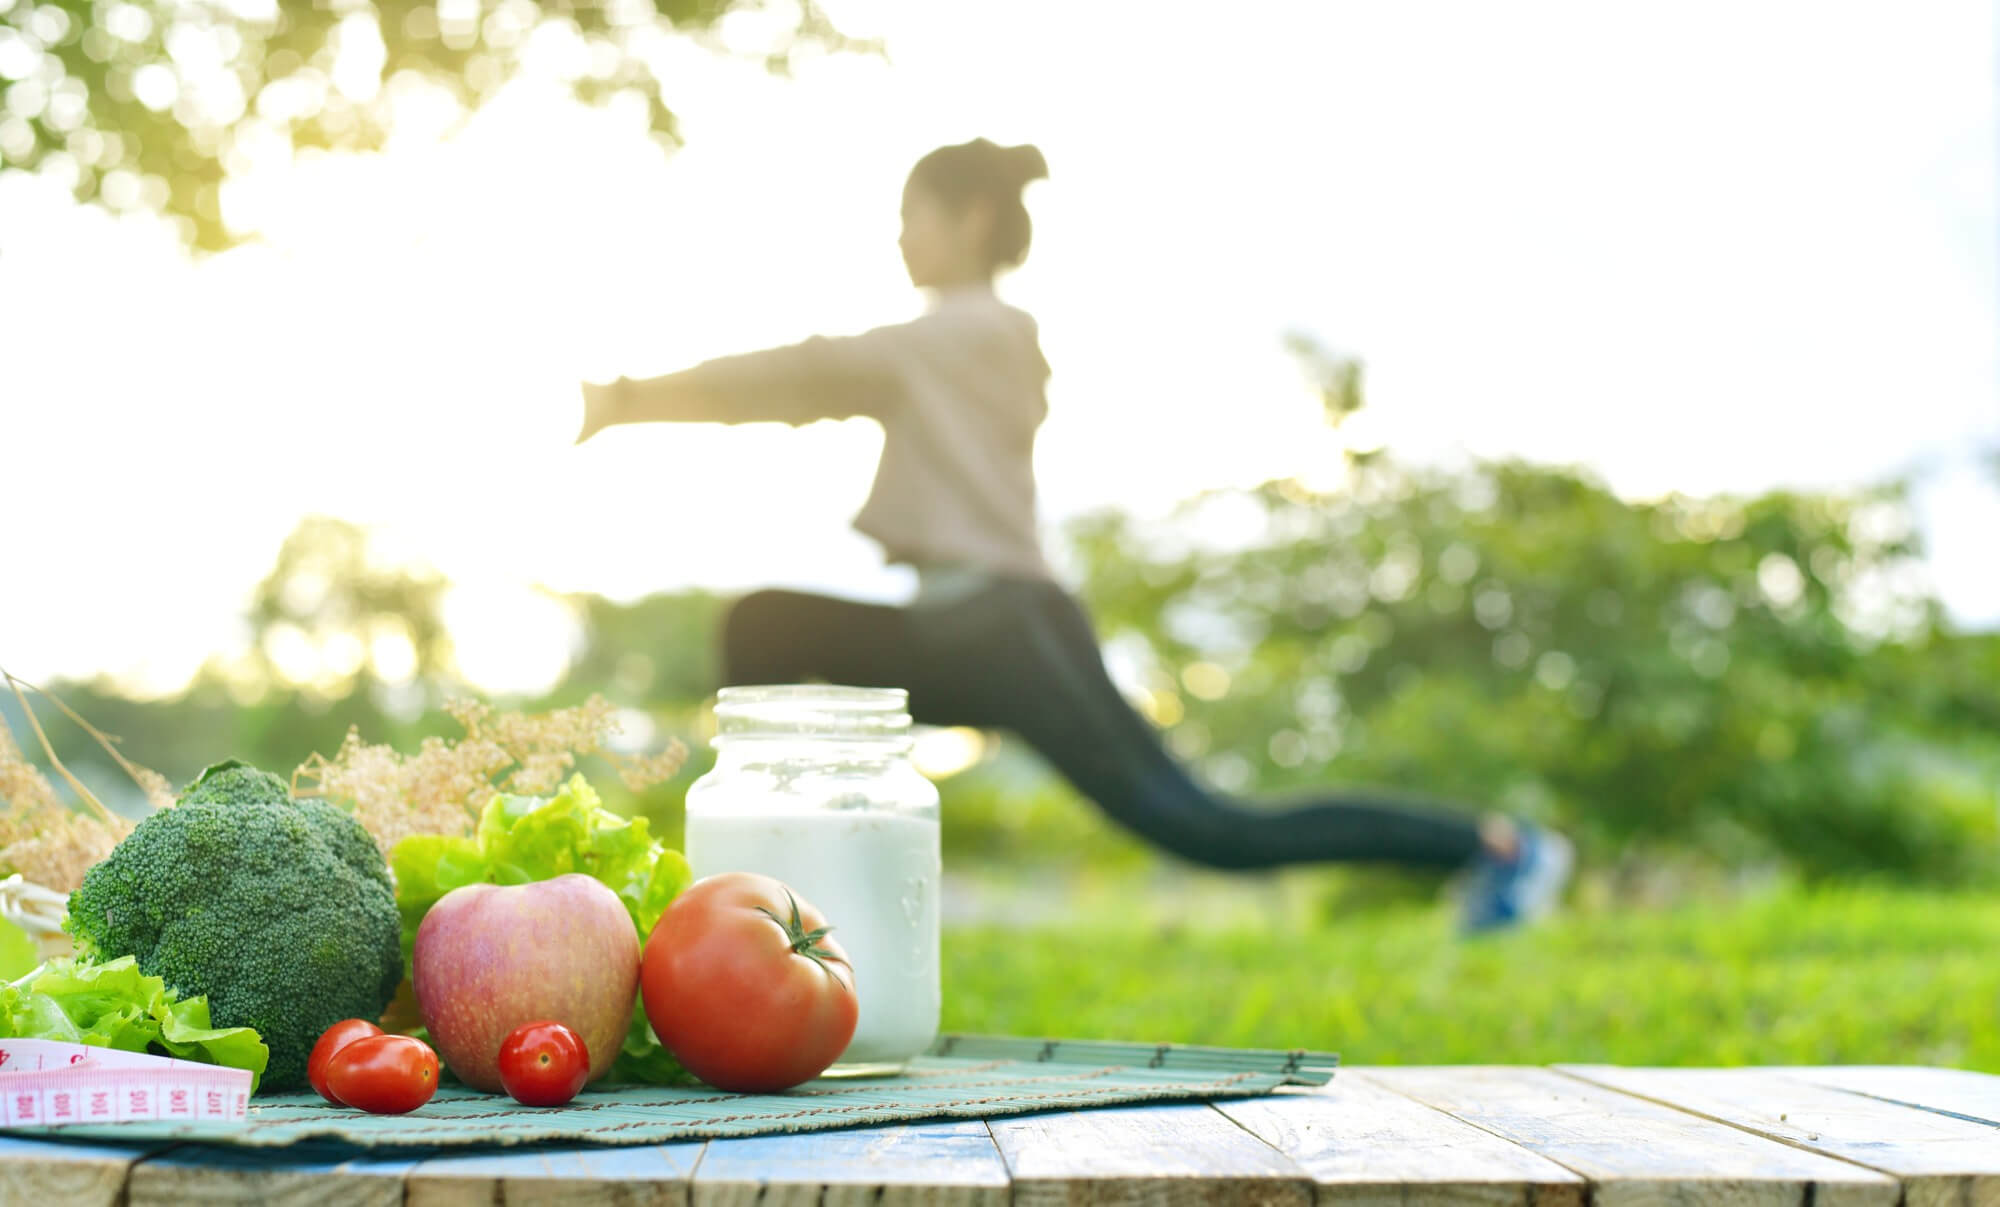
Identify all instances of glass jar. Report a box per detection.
[682,685,941,1074]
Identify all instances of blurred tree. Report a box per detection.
[0,0,874,248]
[540,588,725,711]
[23,515,459,791]
[22,432,1997,882]
[1281,330,1365,429]
[248,513,454,690]
[1066,451,2000,881]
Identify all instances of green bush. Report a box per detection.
[1065,457,2000,880]
[25,462,1998,887]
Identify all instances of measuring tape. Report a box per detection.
[0,1039,251,1127]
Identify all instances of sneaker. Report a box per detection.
[1459,824,1574,934]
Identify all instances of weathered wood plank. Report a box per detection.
[987,1103,1313,1207]
[405,1141,704,1207]
[1217,1079,1586,1207]
[125,1141,430,1207]
[1366,1066,1901,1207]
[0,1133,158,1207]
[1775,1065,2000,1127]
[1559,1065,2000,1206]
[693,1119,1010,1207]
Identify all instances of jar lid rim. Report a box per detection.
[716,685,908,708]
[713,684,912,739]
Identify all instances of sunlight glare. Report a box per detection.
[441,581,581,698]
[1,1,1993,695]
[911,726,987,780]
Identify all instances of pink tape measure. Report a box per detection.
[0,1039,251,1127]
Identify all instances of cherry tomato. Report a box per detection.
[640,872,858,1093]
[497,1020,591,1107]
[324,1034,440,1115]
[307,1019,384,1105]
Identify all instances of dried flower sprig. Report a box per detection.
[293,695,688,856]
[0,720,126,894]
[0,669,155,897]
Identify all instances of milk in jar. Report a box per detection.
[683,685,940,1072]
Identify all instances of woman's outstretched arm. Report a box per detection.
[577,324,912,444]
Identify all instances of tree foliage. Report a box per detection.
[247,514,454,689]
[0,0,872,247]
[16,458,1998,882]
[1066,454,2000,880]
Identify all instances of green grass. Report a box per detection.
[939,884,2000,1070]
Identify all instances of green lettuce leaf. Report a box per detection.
[158,990,273,1080]
[615,998,699,1086]
[0,917,41,982]
[389,833,487,963]
[0,956,269,1091]
[390,773,694,1083]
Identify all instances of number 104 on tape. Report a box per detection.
[0,1038,251,1127]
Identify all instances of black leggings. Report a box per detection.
[720,577,1485,871]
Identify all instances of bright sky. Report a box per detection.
[4,0,1996,696]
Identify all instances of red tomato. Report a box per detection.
[324,1034,440,1115]
[640,872,858,1093]
[497,1020,591,1107]
[307,1019,384,1105]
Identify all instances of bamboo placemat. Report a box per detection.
[0,1035,1337,1149]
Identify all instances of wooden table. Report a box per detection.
[2,1065,1996,1205]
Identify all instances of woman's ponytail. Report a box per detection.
[1007,143,1049,189]
[910,138,1048,270]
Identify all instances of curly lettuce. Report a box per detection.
[389,774,695,1084]
[0,956,270,1091]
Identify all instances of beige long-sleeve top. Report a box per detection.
[597,286,1054,581]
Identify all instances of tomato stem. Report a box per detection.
[756,890,846,984]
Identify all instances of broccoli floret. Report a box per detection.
[66,760,403,1091]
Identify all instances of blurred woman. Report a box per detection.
[577,138,1570,931]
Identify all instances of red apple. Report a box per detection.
[412,874,639,1093]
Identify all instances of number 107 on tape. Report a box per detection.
[0,1040,252,1127]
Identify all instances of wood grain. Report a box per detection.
[1558,1065,2000,1207]
[125,1141,431,1207]
[0,1134,157,1207]
[987,1103,1312,1207]
[405,1141,705,1207]
[15,1064,2000,1203]
[1367,1066,1901,1207]
[1218,1079,1586,1207]
[694,1119,1010,1207]
[1775,1065,2000,1127]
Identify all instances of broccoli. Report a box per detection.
[65,760,404,1091]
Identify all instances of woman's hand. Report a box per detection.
[575,378,624,445]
